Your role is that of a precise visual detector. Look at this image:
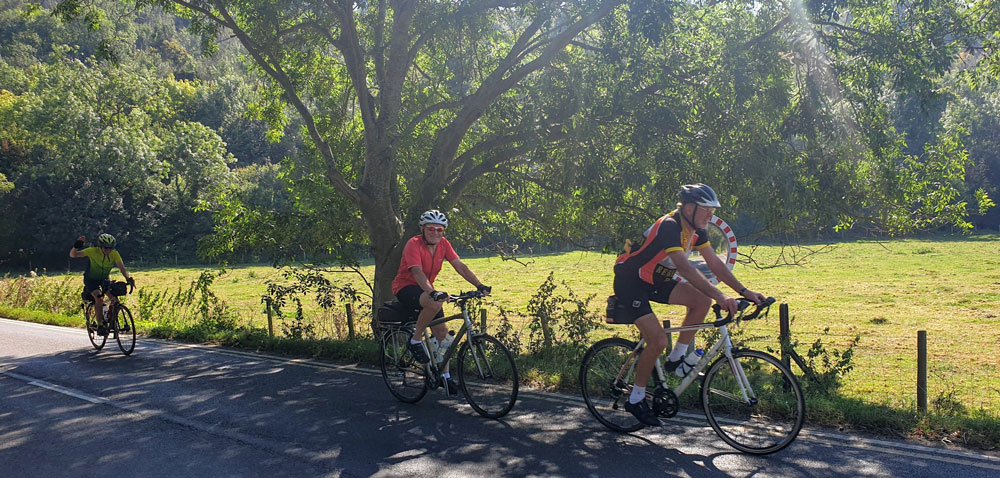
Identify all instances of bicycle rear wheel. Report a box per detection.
[457,334,518,419]
[114,304,136,356]
[701,349,805,454]
[579,337,644,433]
[84,302,106,351]
[379,328,429,403]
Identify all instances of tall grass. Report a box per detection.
[0,275,81,317]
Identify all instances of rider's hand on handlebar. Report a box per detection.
[718,297,739,318]
[739,288,766,305]
[126,277,135,287]
[477,284,491,296]
[430,290,449,302]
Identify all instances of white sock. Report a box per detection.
[442,372,451,379]
[629,385,646,404]
[410,338,422,345]
[667,343,689,362]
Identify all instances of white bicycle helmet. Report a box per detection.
[418,209,448,228]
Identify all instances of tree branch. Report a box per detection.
[207,0,360,204]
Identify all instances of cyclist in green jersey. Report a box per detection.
[69,234,135,334]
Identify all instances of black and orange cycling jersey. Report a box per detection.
[615,210,711,284]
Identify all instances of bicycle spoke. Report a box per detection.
[580,338,644,433]
[458,334,518,419]
[115,304,136,356]
[84,302,106,351]
[702,350,804,454]
[380,328,428,403]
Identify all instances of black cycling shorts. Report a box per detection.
[82,278,111,302]
[395,285,444,320]
[611,264,678,324]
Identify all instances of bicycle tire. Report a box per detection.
[579,337,644,433]
[701,349,805,455]
[114,304,136,356]
[380,327,429,403]
[457,333,518,419]
[84,302,106,351]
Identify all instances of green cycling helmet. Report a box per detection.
[98,233,116,249]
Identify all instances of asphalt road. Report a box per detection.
[1,317,998,477]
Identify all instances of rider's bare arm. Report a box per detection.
[699,248,764,304]
[116,261,131,281]
[69,235,86,258]
[449,258,485,290]
[407,265,435,294]
[668,249,727,303]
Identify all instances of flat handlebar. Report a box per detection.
[447,290,489,302]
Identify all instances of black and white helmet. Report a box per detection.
[418,209,448,228]
[679,183,721,208]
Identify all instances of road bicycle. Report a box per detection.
[378,290,519,419]
[82,280,136,356]
[580,297,805,454]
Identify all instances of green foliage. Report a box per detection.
[525,272,603,357]
[261,265,373,339]
[0,275,81,316]
[0,172,12,195]
[778,329,861,395]
[280,298,316,340]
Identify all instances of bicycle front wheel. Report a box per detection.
[84,303,106,351]
[114,304,136,356]
[379,328,429,403]
[701,349,805,455]
[457,334,518,419]
[579,337,644,433]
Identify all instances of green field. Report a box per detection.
[4,235,1000,444]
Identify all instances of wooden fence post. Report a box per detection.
[662,320,673,353]
[917,330,927,413]
[779,303,790,370]
[480,309,487,332]
[346,303,355,340]
[265,298,274,337]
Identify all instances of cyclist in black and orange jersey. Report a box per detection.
[613,184,766,426]
[69,234,135,335]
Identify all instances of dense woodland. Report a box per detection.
[1,1,998,298]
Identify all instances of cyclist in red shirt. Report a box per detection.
[392,209,490,393]
[613,184,766,426]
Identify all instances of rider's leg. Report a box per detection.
[664,282,712,360]
[410,292,444,342]
[91,289,105,323]
[631,314,667,389]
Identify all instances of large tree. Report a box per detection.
[119,0,624,304]
[43,0,998,298]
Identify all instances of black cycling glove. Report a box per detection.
[74,240,85,250]
[430,290,449,301]
[477,284,492,294]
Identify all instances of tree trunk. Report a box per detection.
[359,195,404,320]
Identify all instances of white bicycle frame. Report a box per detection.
[630,321,758,405]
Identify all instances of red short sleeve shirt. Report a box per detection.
[391,235,459,295]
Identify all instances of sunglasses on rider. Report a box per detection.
[424,226,445,233]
